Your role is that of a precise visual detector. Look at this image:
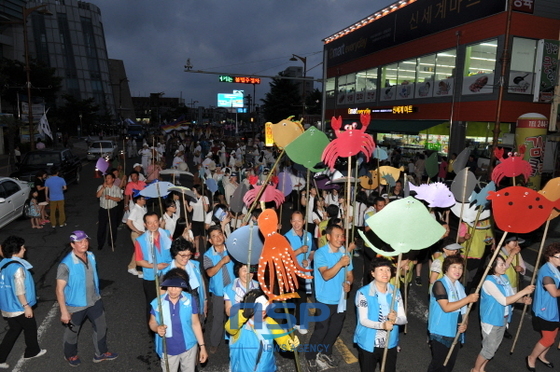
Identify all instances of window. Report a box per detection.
[509,37,537,94]
[397,59,416,99]
[365,68,378,102]
[355,71,367,103]
[1,181,20,198]
[325,77,336,99]
[463,39,497,95]
[436,49,456,81]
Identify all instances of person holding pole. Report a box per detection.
[427,255,478,372]
[354,257,407,372]
[526,242,560,371]
[96,173,122,251]
[471,255,534,372]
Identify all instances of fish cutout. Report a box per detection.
[270,116,305,149]
[453,148,471,173]
[373,147,389,160]
[359,171,379,190]
[468,181,496,208]
[358,196,446,256]
[538,177,560,220]
[314,174,341,190]
[451,201,492,226]
[230,183,248,214]
[284,127,329,172]
[226,224,264,265]
[95,157,110,174]
[140,181,175,198]
[409,182,455,208]
[425,152,439,178]
[376,166,404,186]
[451,168,478,202]
[277,172,293,197]
[381,173,396,188]
[205,178,218,193]
[487,186,560,233]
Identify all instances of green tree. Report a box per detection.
[305,88,322,115]
[55,95,100,136]
[260,74,301,123]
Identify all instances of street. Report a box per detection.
[0,157,559,372]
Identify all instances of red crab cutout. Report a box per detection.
[487,186,560,233]
[322,113,376,170]
[243,176,285,208]
[257,209,312,301]
[491,145,532,185]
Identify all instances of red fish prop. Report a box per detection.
[491,146,532,185]
[487,186,560,233]
[321,113,375,170]
[257,209,312,301]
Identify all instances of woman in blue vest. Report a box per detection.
[427,255,479,372]
[0,236,46,369]
[472,255,534,372]
[354,257,407,372]
[526,242,560,371]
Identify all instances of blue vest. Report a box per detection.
[151,293,197,358]
[284,229,313,266]
[480,275,512,326]
[533,262,560,322]
[137,229,172,281]
[353,282,400,352]
[204,246,234,296]
[224,279,260,307]
[0,259,36,312]
[61,252,99,307]
[230,320,276,372]
[428,277,465,338]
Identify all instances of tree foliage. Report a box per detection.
[54,94,100,135]
[305,88,322,116]
[260,74,302,123]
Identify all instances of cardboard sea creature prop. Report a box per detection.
[451,168,478,202]
[140,180,174,198]
[358,197,446,256]
[359,171,379,190]
[373,147,389,160]
[538,177,560,220]
[230,183,248,214]
[243,178,285,208]
[277,172,293,197]
[492,145,532,185]
[376,166,404,186]
[269,116,305,149]
[451,202,491,226]
[486,186,560,233]
[226,225,264,265]
[322,114,375,170]
[284,127,329,172]
[95,157,110,174]
[381,174,396,188]
[453,147,471,173]
[257,209,312,300]
[425,152,439,179]
[468,181,496,208]
[205,178,218,193]
[314,174,341,190]
[409,182,455,208]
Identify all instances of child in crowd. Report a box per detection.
[28,189,42,229]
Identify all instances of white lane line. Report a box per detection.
[408,289,428,322]
[12,303,59,372]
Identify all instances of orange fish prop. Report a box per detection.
[359,171,379,189]
[376,166,404,186]
[538,177,560,220]
[269,116,304,149]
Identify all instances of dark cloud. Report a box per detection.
[91,0,393,107]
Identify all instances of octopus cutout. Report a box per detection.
[322,113,376,170]
[243,176,285,208]
[492,145,532,185]
[257,209,312,301]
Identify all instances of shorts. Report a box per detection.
[191,221,205,237]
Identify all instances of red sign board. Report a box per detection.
[513,0,534,14]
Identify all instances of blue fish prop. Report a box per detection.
[468,181,496,208]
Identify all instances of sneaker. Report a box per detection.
[317,352,337,368]
[66,355,81,367]
[128,268,139,276]
[0,363,9,369]
[415,276,422,286]
[25,349,47,360]
[52,225,56,229]
[137,272,144,279]
[294,325,308,335]
[306,358,318,372]
[93,352,118,363]
[59,223,67,228]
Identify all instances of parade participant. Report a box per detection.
[306,224,353,370]
[429,242,462,285]
[224,261,259,316]
[193,141,202,165]
[354,258,407,372]
[458,218,494,293]
[223,171,239,206]
[139,143,151,170]
[324,188,340,208]
[56,231,118,367]
[427,255,478,372]
[472,255,534,372]
[499,236,526,293]
[364,196,386,227]
[34,171,49,223]
[124,170,147,211]
[126,194,147,278]
[160,239,207,325]
[289,169,305,209]
[146,158,162,182]
[149,272,208,372]
[28,189,42,229]
[160,198,179,237]
[285,210,313,333]
[172,218,195,243]
[301,186,317,234]
[172,150,188,171]
[186,185,209,257]
[135,212,172,318]
[128,164,147,182]
[203,226,234,354]
[45,166,67,228]
[0,236,46,369]
[95,173,122,251]
[526,242,560,371]
[209,203,233,237]
[312,196,327,239]
[225,289,299,372]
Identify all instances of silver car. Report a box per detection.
[87,140,118,161]
[0,177,31,229]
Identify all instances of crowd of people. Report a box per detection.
[0,129,557,372]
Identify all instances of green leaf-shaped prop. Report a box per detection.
[285,127,329,172]
[426,152,439,179]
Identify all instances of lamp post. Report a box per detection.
[22,4,52,149]
[290,54,307,120]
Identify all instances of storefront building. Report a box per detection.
[322,0,560,175]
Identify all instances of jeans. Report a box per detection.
[0,314,40,362]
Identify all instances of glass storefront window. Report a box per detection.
[325,77,336,99]
[509,37,537,95]
[382,63,398,87]
[345,73,356,104]
[365,68,377,102]
[435,49,456,80]
[463,39,497,95]
[355,71,367,103]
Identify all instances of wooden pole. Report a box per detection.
[107,208,115,252]
[455,170,469,244]
[150,231,170,372]
[381,253,402,372]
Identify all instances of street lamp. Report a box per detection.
[290,54,307,119]
[22,4,52,149]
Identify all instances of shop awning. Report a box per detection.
[341,119,445,135]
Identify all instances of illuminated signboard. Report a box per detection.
[392,105,416,114]
[348,106,417,115]
[217,90,244,108]
[219,75,261,84]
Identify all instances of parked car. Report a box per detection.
[11,149,82,185]
[87,140,119,161]
[0,177,31,229]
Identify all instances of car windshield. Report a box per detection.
[91,142,113,148]
[23,153,60,165]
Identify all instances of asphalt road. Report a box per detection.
[0,155,559,372]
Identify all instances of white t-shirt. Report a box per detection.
[128,204,147,232]
[190,196,209,222]
[161,213,179,236]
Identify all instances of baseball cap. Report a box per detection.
[161,277,189,289]
[133,163,142,168]
[443,243,462,251]
[70,230,90,242]
[505,236,525,245]
[231,172,239,177]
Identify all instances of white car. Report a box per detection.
[87,140,118,161]
[0,177,31,229]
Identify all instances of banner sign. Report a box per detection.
[512,0,534,14]
[533,39,559,103]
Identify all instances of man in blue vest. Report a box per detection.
[56,230,118,367]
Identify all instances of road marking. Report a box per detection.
[12,303,59,372]
[335,337,358,364]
